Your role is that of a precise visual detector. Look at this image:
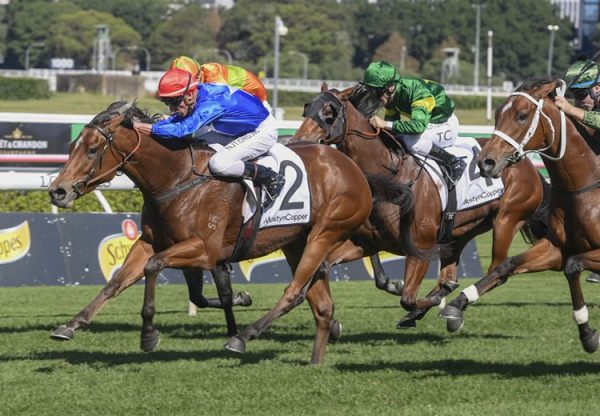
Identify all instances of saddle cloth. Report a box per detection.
[211,143,311,229]
[415,137,504,211]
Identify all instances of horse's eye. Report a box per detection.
[87,147,97,158]
[517,112,528,122]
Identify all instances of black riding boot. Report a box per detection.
[243,162,286,208]
[428,144,467,185]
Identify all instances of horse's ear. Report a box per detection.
[321,82,328,92]
[537,80,560,99]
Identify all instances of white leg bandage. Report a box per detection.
[573,305,589,325]
[462,285,479,303]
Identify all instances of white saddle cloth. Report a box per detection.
[415,137,504,211]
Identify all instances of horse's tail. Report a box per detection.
[520,171,551,244]
[365,174,428,259]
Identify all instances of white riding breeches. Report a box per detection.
[396,113,460,155]
[208,115,278,177]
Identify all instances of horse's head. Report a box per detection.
[293,83,370,147]
[49,101,142,208]
[478,78,564,178]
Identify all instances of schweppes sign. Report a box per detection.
[238,249,286,281]
[98,219,140,281]
[0,221,31,264]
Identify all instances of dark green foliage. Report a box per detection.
[0,76,51,100]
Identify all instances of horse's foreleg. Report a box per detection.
[51,239,154,341]
[211,264,247,336]
[488,213,526,272]
[305,271,335,364]
[563,250,600,353]
[371,254,404,296]
[399,255,430,312]
[440,238,563,332]
[397,263,459,329]
[139,238,209,352]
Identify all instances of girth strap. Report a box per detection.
[150,175,211,204]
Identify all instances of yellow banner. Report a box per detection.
[0,221,31,265]
[98,234,139,282]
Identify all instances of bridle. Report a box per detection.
[72,121,142,196]
[492,82,567,165]
[303,91,384,146]
[302,91,349,145]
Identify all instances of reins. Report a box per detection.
[492,81,567,165]
[72,123,142,196]
[306,91,425,184]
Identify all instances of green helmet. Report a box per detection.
[362,61,401,88]
[565,60,600,88]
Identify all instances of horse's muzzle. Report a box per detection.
[48,186,76,208]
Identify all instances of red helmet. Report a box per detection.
[157,68,198,97]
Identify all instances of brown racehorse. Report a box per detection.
[441,78,600,353]
[48,101,379,364]
[294,85,549,330]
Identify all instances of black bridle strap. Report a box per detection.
[552,180,600,195]
[304,92,348,145]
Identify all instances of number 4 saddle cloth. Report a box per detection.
[418,137,505,211]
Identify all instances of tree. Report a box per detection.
[70,0,170,41]
[146,5,219,71]
[219,0,357,79]
[52,10,141,69]
[4,0,81,68]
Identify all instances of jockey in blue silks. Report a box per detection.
[134,68,284,205]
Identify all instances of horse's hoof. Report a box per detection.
[236,291,253,307]
[439,304,464,320]
[329,320,342,341]
[581,329,599,353]
[50,325,75,341]
[446,317,464,333]
[224,335,246,353]
[140,329,160,352]
[396,318,417,330]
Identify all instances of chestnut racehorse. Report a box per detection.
[48,101,378,364]
[294,86,549,330]
[441,78,600,353]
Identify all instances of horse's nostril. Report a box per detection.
[49,188,67,201]
[482,158,496,167]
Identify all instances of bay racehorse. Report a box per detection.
[294,85,550,330]
[440,78,600,353]
[48,101,386,364]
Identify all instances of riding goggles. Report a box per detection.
[160,95,185,107]
[159,72,192,107]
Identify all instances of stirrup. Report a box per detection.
[262,174,285,208]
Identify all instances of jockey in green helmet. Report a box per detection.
[555,59,600,130]
[358,61,466,186]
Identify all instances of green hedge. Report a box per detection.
[0,76,52,100]
[0,190,143,213]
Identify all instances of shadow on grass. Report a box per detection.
[334,358,600,378]
[26,348,280,368]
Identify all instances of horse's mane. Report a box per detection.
[89,100,154,126]
[516,77,558,94]
[348,83,384,118]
